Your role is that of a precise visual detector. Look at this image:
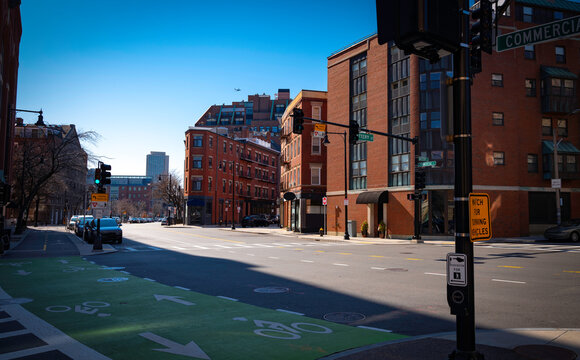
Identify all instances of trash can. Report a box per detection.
[347,220,357,238]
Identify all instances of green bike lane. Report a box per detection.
[0,256,406,359]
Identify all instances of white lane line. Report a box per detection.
[253,244,275,248]
[147,246,162,250]
[125,247,137,252]
[174,286,191,291]
[0,329,30,339]
[268,256,279,260]
[217,296,239,302]
[246,254,255,257]
[120,271,131,275]
[371,267,386,270]
[492,279,526,284]
[276,309,305,316]
[190,245,210,250]
[301,260,314,263]
[357,326,393,333]
[425,272,446,276]
[214,245,232,249]
[171,246,187,250]
[333,263,350,267]
[144,278,156,282]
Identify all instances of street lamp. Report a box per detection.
[323,131,349,240]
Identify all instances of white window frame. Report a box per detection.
[310,164,322,185]
[312,136,321,155]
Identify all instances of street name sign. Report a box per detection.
[418,161,436,167]
[358,133,374,142]
[447,253,467,287]
[497,15,580,52]
[91,193,109,202]
[468,193,492,242]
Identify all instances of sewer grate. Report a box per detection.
[513,344,577,360]
[323,312,366,323]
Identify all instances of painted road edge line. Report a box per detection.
[357,326,393,333]
[144,278,156,282]
[217,296,238,302]
[492,279,526,284]
[425,272,446,276]
[276,309,305,316]
[174,286,191,291]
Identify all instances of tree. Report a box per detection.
[11,124,98,233]
[153,170,184,223]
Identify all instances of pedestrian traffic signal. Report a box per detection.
[99,163,112,190]
[291,108,304,134]
[349,120,359,145]
[94,168,101,185]
[415,170,426,189]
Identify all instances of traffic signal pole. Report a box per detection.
[449,1,480,358]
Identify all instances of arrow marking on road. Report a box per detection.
[139,332,210,359]
[16,270,31,276]
[154,294,195,306]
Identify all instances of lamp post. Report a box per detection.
[323,131,349,240]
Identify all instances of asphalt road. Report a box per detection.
[89,223,580,337]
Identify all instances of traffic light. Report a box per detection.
[291,108,304,134]
[415,170,426,189]
[470,0,493,74]
[349,120,359,145]
[94,168,101,185]
[99,163,112,191]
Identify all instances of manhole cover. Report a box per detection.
[514,344,577,360]
[253,287,289,294]
[324,312,366,323]
[387,268,408,272]
[98,277,129,283]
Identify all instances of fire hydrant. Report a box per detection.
[319,227,324,237]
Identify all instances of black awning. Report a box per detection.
[356,190,388,204]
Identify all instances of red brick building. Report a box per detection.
[184,128,279,225]
[279,90,327,232]
[326,0,580,238]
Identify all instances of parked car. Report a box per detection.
[241,215,269,227]
[74,216,94,237]
[85,218,123,244]
[161,218,169,226]
[544,219,580,242]
[268,214,280,225]
[67,215,80,230]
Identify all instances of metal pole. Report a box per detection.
[232,160,236,230]
[450,0,481,358]
[553,130,561,225]
[343,132,349,240]
[414,138,421,240]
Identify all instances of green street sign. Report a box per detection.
[418,161,436,167]
[358,133,374,142]
[497,15,580,52]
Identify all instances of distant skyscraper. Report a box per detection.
[146,151,169,181]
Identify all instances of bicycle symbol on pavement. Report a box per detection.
[46,301,111,317]
[233,318,332,340]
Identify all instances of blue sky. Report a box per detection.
[16,0,378,178]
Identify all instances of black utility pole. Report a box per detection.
[449,0,480,358]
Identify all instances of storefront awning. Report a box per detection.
[541,66,579,80]
[542,140,580,155]
[356,190,388,204]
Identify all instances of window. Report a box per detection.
[208,177,212,191]
[527,154,538,173]
[209,137,213,148]
[193,135,203,147]
[557,119,568,137]
[312,136,321,155]
[492,112,504,126]
[223,141,227,153]
[208,157,213,168]
[351,142,367,190]
[493,152,505,165]
[523,6,533,22]
[492,73,503,87]
[524,45,535,60]
[311,166,321,185]
[222,180,226,192]
[556,46,566,63]
[554,11,563,20]
[192,177,202,191]
[566,155,577,172]
[542,118,553,136]
[525,79,536,97]
[312,105,322,120]
[192,156,202,169]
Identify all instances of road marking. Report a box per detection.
[315,250,326,253]
[268,256,279,260]
[371,267,386,270]
[301,260,314,263]
[215,245,231,249]
[498,265,523,269]
[492,279,526,284]
[276,309,305,316]
[293,248,304,251]
[357,326,393,333]
[246,254,255,257]
[174,286,191,291]
[154,295,195,306]
[171,246,187,250]
[425,272,446,276]
[125,247,138,251]
[191,245,210,250]
[338,252,352,255]
[139,332,210,359]
[120,271,131,275]
[144,278,156,282]
[369,255,384,258]
[333,263,349,267]
[406,258,423,261]
[563,270,580,274]
[217,296,238,302]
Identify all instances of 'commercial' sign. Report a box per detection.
[496,15,580,52]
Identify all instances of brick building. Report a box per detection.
[184,127,279,225]
[326,0,580,238]
[108,176,154,216]
[279,90,327,233]
[194,89,292,150]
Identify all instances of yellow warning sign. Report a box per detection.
[91,193,109,202]
[469,193,492,242]
[314,123,327,132]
